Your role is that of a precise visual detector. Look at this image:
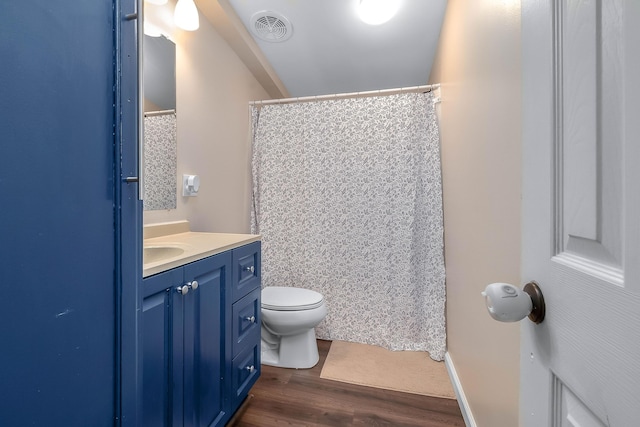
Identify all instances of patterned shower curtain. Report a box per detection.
[250,92,446,360]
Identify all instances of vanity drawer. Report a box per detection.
[231,288,261,356]
[231,343,260,408]
[231,242,261,301]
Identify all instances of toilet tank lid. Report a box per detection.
[262,286,324,311]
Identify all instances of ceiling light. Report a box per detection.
[174,0,199,31]
[145,0,168,5]
[358,0,401,25]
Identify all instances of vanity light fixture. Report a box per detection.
[174,0,199,31]
[358,0,401,25]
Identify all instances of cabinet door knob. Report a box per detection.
[245,315,256,324]
[245,365,255,373]
[176,285,189,296]
[188,280,199,290]
[244,265,255,274]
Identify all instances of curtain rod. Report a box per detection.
[249,84,440,106]
[144,109,176,117]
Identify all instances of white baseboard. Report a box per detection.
[445,352,477,427]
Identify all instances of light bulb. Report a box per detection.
[358,0,401,25]
[174,0,199,31]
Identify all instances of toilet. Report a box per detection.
[260,286,327,369]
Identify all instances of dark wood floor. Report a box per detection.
[231,340,465,427]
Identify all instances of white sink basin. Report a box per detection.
[144,246,185,263]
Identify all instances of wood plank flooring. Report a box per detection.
[232,340,465,427]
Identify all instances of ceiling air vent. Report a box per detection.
[250,11,292,42]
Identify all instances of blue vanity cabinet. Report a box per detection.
[142,251,230,427]
[142,267,184,427]
[227,242,262,410]
[182,253,229,427]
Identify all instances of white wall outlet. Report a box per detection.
[182,174,200,196]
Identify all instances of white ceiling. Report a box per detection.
[225,0,448,98]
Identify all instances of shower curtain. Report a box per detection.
[250,92,446,360]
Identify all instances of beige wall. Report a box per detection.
[143,1,270,233]
[429,1,522,426]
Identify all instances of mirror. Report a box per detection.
[143,34,177,211]
[144,35,176,113]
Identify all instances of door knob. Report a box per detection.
[481,281,545,324]
[176,285,189,296]
[188,280,199,290]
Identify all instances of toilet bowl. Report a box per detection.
[261,286,327,369]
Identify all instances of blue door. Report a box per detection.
[0,1,140,425]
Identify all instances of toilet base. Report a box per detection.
[261,328,319,369]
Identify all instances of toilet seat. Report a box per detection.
[262,286,324,311]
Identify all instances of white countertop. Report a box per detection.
[143,229,260,278]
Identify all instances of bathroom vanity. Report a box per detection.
[142,222,261,426]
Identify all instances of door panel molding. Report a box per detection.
[553,0,624,282]
[552,373,606,427]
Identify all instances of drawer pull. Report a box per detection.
[244,265,255,274]
[245,365,255,373]
[244,315,256,324]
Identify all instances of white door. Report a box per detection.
[521,1,640,426]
